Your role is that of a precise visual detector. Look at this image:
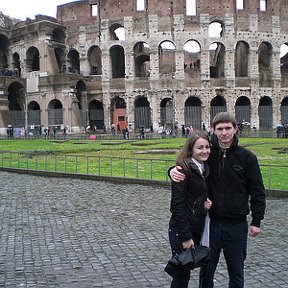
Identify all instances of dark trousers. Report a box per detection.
[199,221,248,288]
[168,226,201,288]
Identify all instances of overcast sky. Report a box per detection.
[0,0,78,20]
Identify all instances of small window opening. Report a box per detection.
[260,0,266,11]
[91,4,98,16]
[236,0,244,10]
[186,0,196,16]
[136,0,145,11]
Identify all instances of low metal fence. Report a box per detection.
[0,151,174,182]
[0,151,287,191]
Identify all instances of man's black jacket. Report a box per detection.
[207,133,266,227]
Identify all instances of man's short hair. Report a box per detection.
[212,112,237,129]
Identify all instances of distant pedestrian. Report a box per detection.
[140,127,145,139]
[86,125,90,136]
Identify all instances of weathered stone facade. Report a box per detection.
[1,0,288,136]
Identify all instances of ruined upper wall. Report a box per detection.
[55,0,288,36]
[0,11,20,29]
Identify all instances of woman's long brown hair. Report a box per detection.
[176,130,210,175]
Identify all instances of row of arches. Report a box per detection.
[7,80,288,131]
[2,32,288,81]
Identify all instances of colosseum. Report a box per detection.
[0,0,288,136]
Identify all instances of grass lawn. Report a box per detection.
[0,137,287,190]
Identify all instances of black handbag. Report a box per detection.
[164,245,211,278]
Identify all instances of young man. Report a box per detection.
[169,112,266,288]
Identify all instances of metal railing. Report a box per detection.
[0,151,287,191]
[0,151,174,182]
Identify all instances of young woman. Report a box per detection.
[168,130,212,288]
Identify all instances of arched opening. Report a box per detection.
[110,45,125,78]
[28,101,41,126]
[209,21,224,38]
[51,28,65,43]
[48,99,63,126]
[111,97,127,132]
[235,41,249,77]
[12,53,21,76]
[209,42,225,78]
[27,101,41,135]
[160,98,173,128]
[26,46,40,72]
[76,81,87,128]
[88,100,104,129]
[183,40,201,77]
[184,96,202,130]
[280,43,288,86]
[159,41,176,75]
[0,34,10,69]
[109,24,125,41]
[258,96,273,129]
[76,81,86,110]
[134,97,151,130]
[258,42,272,87]
[210,96,227,124]
[134,42,150,77]
[235,96,251,124]
[54,48,66,73]
[88,45,102,75]
[8,82,25,127]
[280,97,288,124]
[67,49,80,74]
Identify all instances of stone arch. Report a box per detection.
[26,46,40,72]
[183,40,201,76]
[210,96,227,123]
[28,101,41,126]
[51,28,66,43]
[280,43,288,76]
[88,99,104,129]
[184,96,202,129]
[109,24,125,41]
[258,96,273,129]
[0,34,10,69]
[258,42,272,87]
[48,99,63,126]
[235,41,249,77]
[280,97,288,124]
[235,96,251,124]
[110,45,125,78]
[134,42,150,77]
[111,97,127,131]
[76,81,86,110]
[12,52,21,76]
[209,21,224,38]
[54,48,66,73]
[209,42,225,78]
[67,49,80,74]
[160,97,173,128]
[159,40,176,75]
[134,96,151,130]
[8,82,25,127]
[87,45,102,75]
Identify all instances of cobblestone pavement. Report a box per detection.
[0,172,287,288]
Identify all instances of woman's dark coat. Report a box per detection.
[169,160,209,243]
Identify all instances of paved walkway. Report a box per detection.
[0,171,287,288]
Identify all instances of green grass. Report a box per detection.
[0,137,287,190]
